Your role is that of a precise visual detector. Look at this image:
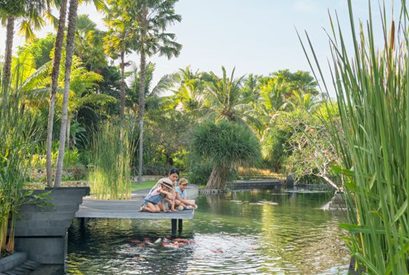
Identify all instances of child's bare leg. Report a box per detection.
[153,204,161,212]
[142,202,159,212]
[159,202,168,212]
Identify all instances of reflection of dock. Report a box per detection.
[76,199,194,236]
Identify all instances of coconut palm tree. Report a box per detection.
[0,0,49,93]
[54,0,79,187]
[129,0,182,182]
[203,67,248,122]
[46,0,106,187]
[103,0,136,118]
[46,0,69,186]
[172,66,207,118]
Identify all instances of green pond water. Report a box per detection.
[67,190,350,274]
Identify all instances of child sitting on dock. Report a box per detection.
[140,178,176,212]
[175,178,197,210]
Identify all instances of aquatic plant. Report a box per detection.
[0,64,41,256]
[300,0,409,273]
[89,120,135,200]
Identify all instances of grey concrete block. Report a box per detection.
[0,253,27,272]
[12,188,88,268]
[14,235,67,265]
[30,264,64,275]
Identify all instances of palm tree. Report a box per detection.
[130,0,182,182]
[203,67,249,122]
[103,0,136,118]
[46,0,106,187]
[54,0,79,187]
[46,0,69,187]
[0,0,48,93]
[172,66,207,118]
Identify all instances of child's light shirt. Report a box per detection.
[175,186,187,199]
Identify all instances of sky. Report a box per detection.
[0,0,394,95]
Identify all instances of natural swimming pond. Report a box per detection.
[67,190,350,274]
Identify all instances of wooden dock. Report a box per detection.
[75,199,194,235]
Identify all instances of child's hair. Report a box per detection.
[168,167,179,176]
[179,178,188,185]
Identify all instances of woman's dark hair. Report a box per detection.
[168,168,179,176]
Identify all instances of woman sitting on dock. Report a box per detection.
[175,178,197,210]
[168,167,180,186]
[140,178,176,212]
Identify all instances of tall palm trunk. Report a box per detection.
[2,16,15,94]
[137,48,146,183]
[54,0,78,187]
[119,49,126,118]
[46,0,68,187]
[66,115,71,148]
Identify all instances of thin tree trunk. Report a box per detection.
[119,49,126,118]
[55,0,78,187]
[137,49,146,183]
[2,16,15,95]
[206,166,228,190]
[321,175,340,191]
[66,115,71,149]
[46,0,68,187]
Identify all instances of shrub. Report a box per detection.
[191,120,261,189]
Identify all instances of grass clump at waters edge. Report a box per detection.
[0,70,41,255]
[89,121,135,200]
[301,0,409,273]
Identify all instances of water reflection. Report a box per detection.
[67,190,349,274]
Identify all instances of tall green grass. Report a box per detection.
[0,65,40,255]
[89,121,135,200]
[301,0,409,273]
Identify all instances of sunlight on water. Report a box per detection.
[67,191,350,274]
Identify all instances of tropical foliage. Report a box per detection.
[1,0,346,257]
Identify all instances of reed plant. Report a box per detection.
[89,120,134,200]
[0,66,40,256]
[301,0,409,273]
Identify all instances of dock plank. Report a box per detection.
[75,199,194,219]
